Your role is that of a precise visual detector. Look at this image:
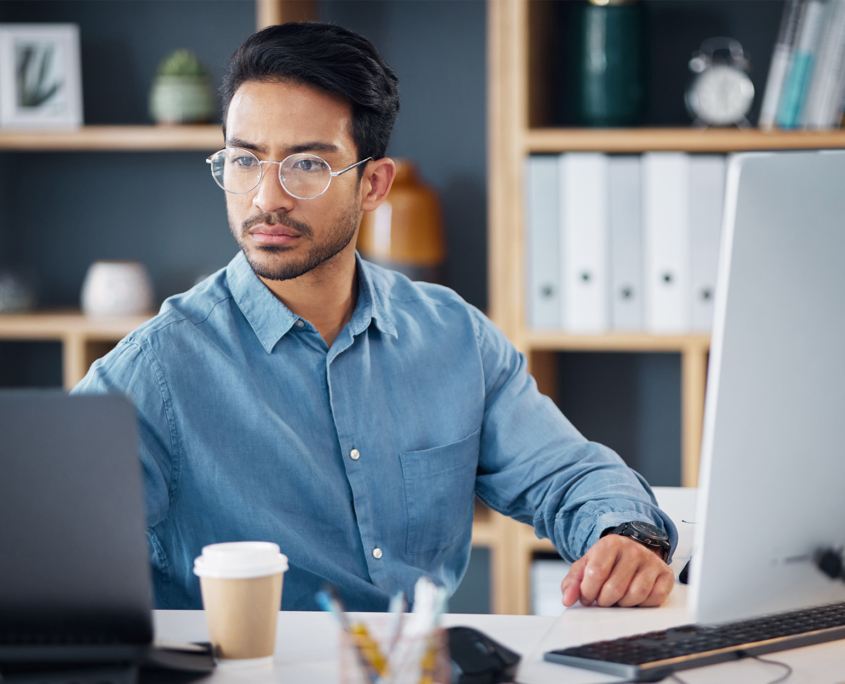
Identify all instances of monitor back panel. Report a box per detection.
[690,150,845,624]
[0,392,153,646]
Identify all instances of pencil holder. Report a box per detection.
[339,619,450,684]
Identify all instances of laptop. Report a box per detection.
[0,391,213,677]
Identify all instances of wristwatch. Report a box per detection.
[603,521,671,561]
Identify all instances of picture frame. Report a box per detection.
[0,23,83,129]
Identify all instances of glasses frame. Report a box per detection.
[206,148,372,200]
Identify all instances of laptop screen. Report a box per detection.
[0,392,152,647]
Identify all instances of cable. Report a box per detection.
[665,653,793,684]
[747,654,793,683]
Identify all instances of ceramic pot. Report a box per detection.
[357,160,445,283]
[149,76,215,124]
[81,261,153,317]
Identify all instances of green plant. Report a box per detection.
[156,49,209,78]
[17,45,61,108]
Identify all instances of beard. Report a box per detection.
[231,202,360,282]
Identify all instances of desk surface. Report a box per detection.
[154,587,845,684]
[153,488,845,683]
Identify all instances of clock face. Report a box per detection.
[686,64,755,126]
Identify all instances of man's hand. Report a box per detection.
[560,535,675,608]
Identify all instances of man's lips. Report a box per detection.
[248,224,302,246]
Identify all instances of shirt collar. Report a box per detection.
[227,250,397,354]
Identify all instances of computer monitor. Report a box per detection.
[690,150,845,624]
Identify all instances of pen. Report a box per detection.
[315,589,388,682]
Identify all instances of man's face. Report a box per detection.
[223,80,363,281]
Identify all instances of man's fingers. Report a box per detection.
[640,569,675,607]
[595,556,640,607]
[561,558,586,607]
[616,564,661,607]
[578,545,620,606]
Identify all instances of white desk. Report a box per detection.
[154,597,845,684]
[153,488,845,683]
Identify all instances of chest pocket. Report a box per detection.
[399,428,480,556]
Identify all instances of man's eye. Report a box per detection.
[294,159,327,173]
[232,156,257,168]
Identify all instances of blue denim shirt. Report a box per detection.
[73,251,677,611]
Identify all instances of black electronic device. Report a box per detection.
[604,521,671,561]
[0,391,214,678]
[544,600,845,682]
[447,626,520,684]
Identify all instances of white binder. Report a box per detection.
[643,153,691,333]
[525,156,561,329]
[560,153,609,333]
[689,155,726,332]
[608,156,643,331]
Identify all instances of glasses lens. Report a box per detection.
[210,148,261,194]
[280,154,332,199]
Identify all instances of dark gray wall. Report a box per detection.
[321,0,488,309]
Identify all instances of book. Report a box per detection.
[804,0,845,128]
[777,0,830,129]
[642,153,691,334]
[525,156,561,329]
[608,156,643,332]
[689,156,726,333]
[760,0,807,130]
[559,153,609,333]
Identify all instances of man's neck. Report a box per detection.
[258,249,358,349]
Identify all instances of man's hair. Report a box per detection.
[220,22,400,165]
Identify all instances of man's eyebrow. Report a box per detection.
[224,138,341,156]
[225,137,266,153]
[286,141,341,155]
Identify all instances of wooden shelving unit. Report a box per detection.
[0,125,222,152]
[487,0,845,615]
[0,312,152,389]
[526,127,845,153]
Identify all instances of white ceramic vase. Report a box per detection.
[81,261,153,317]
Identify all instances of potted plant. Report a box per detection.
[149,49,215,124]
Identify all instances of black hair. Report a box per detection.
[220,22,400,167]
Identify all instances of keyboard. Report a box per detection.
[544,601,845,682]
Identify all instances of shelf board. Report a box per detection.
[526,331,710,353]
[0,125,223,151]
[0,310,152,340]
[526,127,845,154]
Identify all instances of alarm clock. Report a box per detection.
[685,37,755,127]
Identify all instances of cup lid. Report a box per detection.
[193,541,289,579]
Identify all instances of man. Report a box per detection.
[74,23,676,611]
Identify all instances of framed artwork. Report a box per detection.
[0,24,83,129]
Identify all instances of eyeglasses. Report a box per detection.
[206,148,372,200]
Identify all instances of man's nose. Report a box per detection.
[253,162,295,213]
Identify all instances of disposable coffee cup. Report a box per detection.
[193,541,288,667]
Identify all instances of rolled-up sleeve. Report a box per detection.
[71,340,177,532]
[470,309,678,563]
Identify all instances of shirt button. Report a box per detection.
[372,548,383,559]
[350,449,360,460]
[295,320,305,328]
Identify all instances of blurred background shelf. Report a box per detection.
[0,311,152,389]
[0,125,223,151]
[525,127,845,153]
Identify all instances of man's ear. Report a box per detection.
[361,158,396,212]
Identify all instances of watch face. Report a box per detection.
[630,520,668,540]
[686,64,754,126]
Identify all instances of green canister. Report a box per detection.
[572,0,647,127]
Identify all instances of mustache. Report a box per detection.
[242,212,313,239]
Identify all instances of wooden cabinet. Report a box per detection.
[486,0,845,614]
